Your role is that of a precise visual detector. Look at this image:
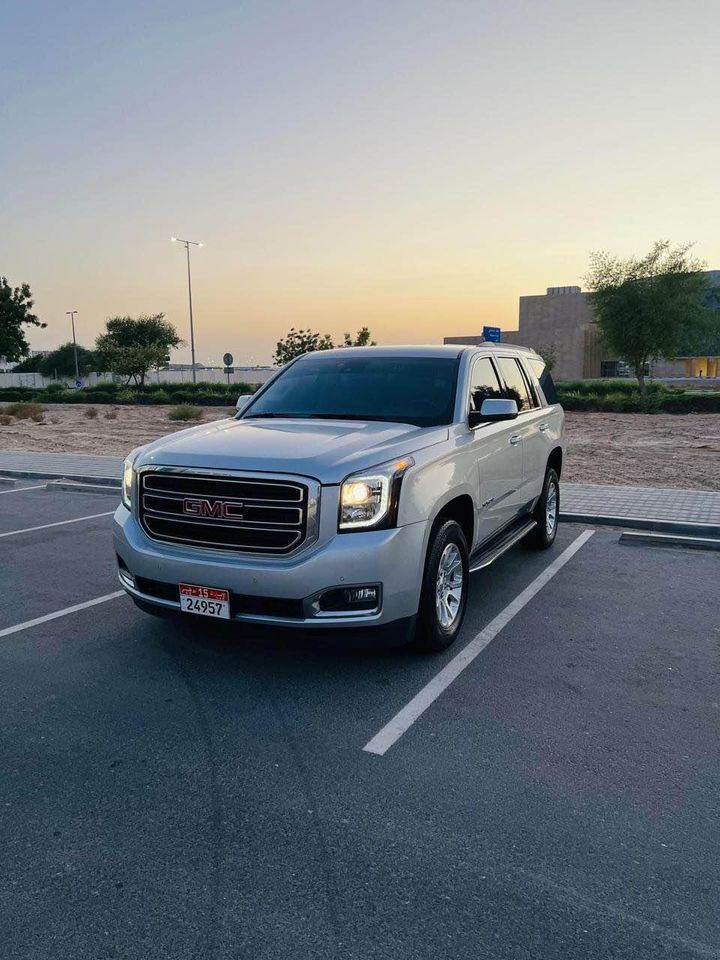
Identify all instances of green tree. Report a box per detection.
[584,241,712,393]
[95,314,182,387]
[11,354,43,372]
[0,277,47,362]
[273,327,334,365]
[38,342,97,379]
[342,326,376,347]
[536,343,557,372]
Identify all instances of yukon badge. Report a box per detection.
[182,498,244,520]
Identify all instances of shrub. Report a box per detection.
[84,407,99,419]
[149,389,171,404]
[5,401,46,419]
[31,412,45,423]
[104,408,118,420]
[0,414,12,425]
[115,388,136,403]
[168,404,204,422]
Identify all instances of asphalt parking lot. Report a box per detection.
[1,484,719,960]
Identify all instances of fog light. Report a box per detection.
[343,586,378,604]
[316,584,381,614]
[117,559,136,590]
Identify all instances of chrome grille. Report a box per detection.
[138,470,309,554]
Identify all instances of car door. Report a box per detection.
[467,355,524,544]
[494,355,547,508]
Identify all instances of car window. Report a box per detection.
[468,357,504,412]
[243,355,460,427]
[526,357,559,405]
[495,357,535,411]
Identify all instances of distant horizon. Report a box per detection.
[3,0,718,366]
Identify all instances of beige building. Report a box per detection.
[444,286,603,380]
[445,276,720,381]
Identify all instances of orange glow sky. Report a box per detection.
[2,0,718,365]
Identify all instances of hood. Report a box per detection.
[136,416,448,484]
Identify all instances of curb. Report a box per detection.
[560,511,720,539]
[619,531,720,552]
[46,480,121,496]
[0,469,120,488]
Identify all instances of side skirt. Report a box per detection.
[469,515,537,573]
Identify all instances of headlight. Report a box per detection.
[339,457,414,531]
[121,450,140,510]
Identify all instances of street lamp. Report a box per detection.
[171,236,203,384]
[66,311,80,381]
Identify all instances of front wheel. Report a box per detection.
[527,467,560,549]
[416,519,469,652]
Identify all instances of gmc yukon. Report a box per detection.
[114,344,564,650]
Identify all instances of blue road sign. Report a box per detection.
[74,379,83,389]
[482,326,502,343]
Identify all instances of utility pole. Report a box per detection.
[66,311,80,381]
[171,237,203,384]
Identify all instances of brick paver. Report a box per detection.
[562,482,720,526]
[1,452,719,527]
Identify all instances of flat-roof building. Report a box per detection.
[444,272,720,380]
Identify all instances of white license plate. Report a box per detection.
[179,584,231,620]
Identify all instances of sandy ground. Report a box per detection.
[1,403,719,490]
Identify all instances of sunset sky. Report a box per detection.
[2,0,718,365]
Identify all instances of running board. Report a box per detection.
[469,517,537,572]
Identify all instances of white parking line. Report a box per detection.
[0,511,114,539]
[363,529,595,756]
[0,591,126,640]
[0,484,46,495]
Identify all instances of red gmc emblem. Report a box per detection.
[182,497,244,520]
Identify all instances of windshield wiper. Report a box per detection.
[304,413,398,422]
[244,412,296,419]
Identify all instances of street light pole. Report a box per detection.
[171,237,203,384]
[66,311,80,381]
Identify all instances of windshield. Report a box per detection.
[244,354,460,427]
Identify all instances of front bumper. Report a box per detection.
[113,506,427,628]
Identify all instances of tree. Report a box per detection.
[11,354,43,372]
[536,343,557,372]
[38,342,97,379]
[273,327,334,365]
[342,327,376,347]
[95,314,182,387]
[584,241,712,393]
[0,277,46,362]
[273,326,377,364]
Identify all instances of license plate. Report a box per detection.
[179,584,231,620]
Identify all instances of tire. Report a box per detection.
[416,519,469,652]
[527,467,560,549]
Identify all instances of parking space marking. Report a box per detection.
[0,484,46,495]
[363,529,595,756]
[0,511,114,539]
[0,591,126,640]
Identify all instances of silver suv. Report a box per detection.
[114,344,563,650]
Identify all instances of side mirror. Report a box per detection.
[236,394,253,413]
[469,397,519,427]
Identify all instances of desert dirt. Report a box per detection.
[0,403,719,490]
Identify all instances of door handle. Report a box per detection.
[509,434,522,445]
[539,422,549,432]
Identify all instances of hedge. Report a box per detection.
[557,383,720,412]
[0,380,258,406]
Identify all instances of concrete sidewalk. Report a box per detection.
[1,450,719,532]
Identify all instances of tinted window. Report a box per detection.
[244,355,459,427]
[468,357,504,412]
[496,357,534,411]
[526,357,559,405]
